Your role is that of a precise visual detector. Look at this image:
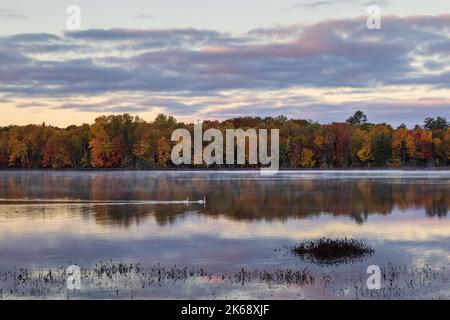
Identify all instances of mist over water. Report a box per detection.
[0,171,449,299]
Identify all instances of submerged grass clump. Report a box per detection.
[290,238,374,265]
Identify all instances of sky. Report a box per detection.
[0,0,450,127]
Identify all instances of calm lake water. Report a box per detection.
[0,170,449,299]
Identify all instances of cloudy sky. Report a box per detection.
[1,0,450,127]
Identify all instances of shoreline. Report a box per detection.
[0,167,449,172]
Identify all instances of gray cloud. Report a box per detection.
[63,28,243,49]
[135,14,153,19]
[16,102,48,108]
[0,9,27,19]
[2,15,449,98]
[42,97,201,115]
[0,33,91,54]
[294,0,387,8]
[1,15,450,124]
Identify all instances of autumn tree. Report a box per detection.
[329,123,352,167]
[89,116,112,168]
[42,129,72,168]
[372,125,392,167]
[312,126,334,167]
[300,148,316,167]
[0,130,9,168]
[7,126,30,167]
[349,127,367,167]
[357,143,373,165]
[156,136,171,167]
[132,121,156,168]
[391,128,415,166]
[89,114,140,168]
[412,128,434,166]
[67,124,90,168]
[432,129,450,166]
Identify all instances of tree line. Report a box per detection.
[0,112,448,169]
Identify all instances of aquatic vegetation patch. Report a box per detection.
[1,261,449,299]
[0,262,314,299]
[290,238,374,265]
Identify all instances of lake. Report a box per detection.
[0,170,449,299]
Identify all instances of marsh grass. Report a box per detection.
[1,261,448,299]
[290,238,374,265]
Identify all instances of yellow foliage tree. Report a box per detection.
[300,148,316,167]
[357,144,373,164]
[156,136,171,167]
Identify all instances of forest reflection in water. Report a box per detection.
[0,171,449,299]
[0,170,448,227]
